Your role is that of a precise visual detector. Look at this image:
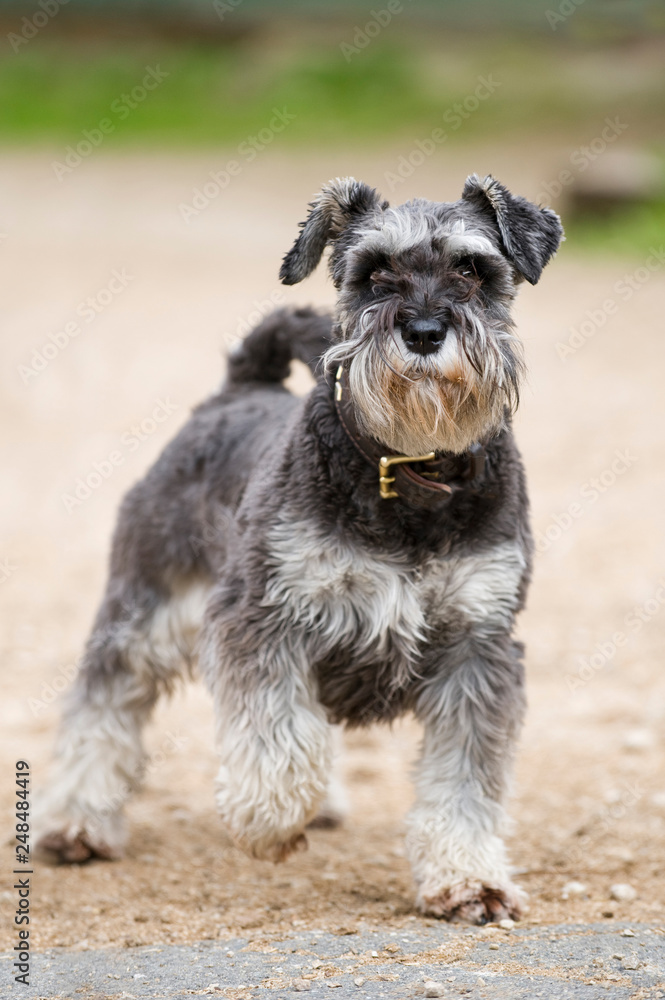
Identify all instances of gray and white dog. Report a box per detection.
[36,175,562,923]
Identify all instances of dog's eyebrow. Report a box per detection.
[358,210,433,255]
[441,231,501,258]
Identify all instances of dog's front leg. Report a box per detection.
[203,614,330,863]
[406,631,526,923]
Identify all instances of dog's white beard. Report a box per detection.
[346,328,518,456]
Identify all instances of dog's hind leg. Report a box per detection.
[34,576,208,862]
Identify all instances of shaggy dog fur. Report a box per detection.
[35,175,562,923]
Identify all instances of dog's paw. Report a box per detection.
[240,831,309,863]
[36,826,122,864]
[266,832,308,862]
[418,880,525,924]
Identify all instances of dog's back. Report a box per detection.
[110,306,333,585]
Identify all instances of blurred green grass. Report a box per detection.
[563,199,665,257]
[0,30,663,255]
[1,34,663,144]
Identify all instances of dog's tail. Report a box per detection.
[225,306,334,386]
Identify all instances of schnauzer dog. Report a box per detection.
[36,175,562,923]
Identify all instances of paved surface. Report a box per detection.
[3,924,665,999]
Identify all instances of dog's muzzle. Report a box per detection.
[333,366,487,508]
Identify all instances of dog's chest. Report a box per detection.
[266,519,526,660]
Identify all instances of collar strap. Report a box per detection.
[333,365,486,508]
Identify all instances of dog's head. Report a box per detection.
[280,176,563,455]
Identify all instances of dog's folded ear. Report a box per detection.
[280,177,386,285]
[461,174,564,285]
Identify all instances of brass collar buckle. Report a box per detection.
[379,452,436,499]
[334,364,466,503]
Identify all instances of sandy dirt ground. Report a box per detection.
[1,144,664,962]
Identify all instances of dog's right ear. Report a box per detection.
[279,177,386,285]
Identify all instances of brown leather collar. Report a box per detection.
[333,365,486,508]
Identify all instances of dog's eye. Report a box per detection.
[456,255,498,285]
[456,254,478,277]
[351,251,390,287]
[370,268,395,293]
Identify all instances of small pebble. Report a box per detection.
[489,943,500,950]
[353,978,364,987]
[610,883,637,902]
[292,981,311,993]
[225,951,234,958]
[621,928,635,937]
[370,949,378,957]
[621,959,641,970]
[561,880,587,899]
[606,846,634,863]
[477,977,486,986]
[498,918,515,930]
[622,728,655,752]
[612,953,624,960]
[424,983,446,999]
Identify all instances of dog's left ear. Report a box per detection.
[280,177,386,285]
[461,174,564,285]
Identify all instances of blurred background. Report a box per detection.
[2,0,665,949]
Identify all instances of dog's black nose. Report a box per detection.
[401,318,447,355]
